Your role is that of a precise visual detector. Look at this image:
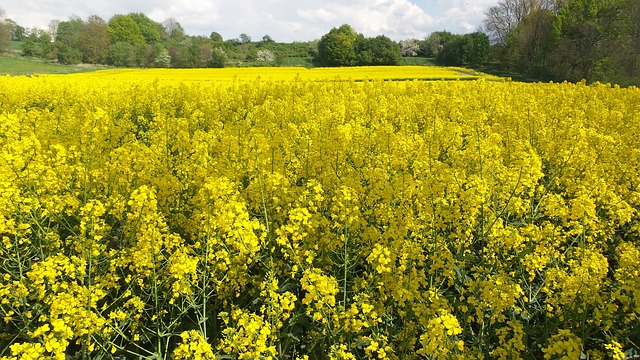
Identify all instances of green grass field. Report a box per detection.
[0,56,107,76]
[401,56,436,66]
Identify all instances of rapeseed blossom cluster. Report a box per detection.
[0,70,638,359]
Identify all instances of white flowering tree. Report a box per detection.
[400,39,420,57]
[256,49,275,62]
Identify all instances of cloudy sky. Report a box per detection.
[2,0,499,42]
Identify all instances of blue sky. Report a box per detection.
[1,0,500,42]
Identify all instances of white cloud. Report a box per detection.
[297,8,338,23]
[1,0,501,42]
[295,0,436,40]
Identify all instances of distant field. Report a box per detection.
[65,66,504,82]
[0,56,106,76]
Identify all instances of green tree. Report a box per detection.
[463,32,491,65]
[505,9,556,76]
[20,28,53,58]
[106,41,135,66]
[56,16,84,51]
[317,24,358,66]
[209,48,227,68]
[355,35,402,66]
[79,15,110,64]
[167,40,194,68]
[239,33,251,44]
[210,32,223,45]
[129,13,161,44]
[55,42,83,64]
[423,31,455,57]
[3,19,26,41]
[436,34,465,65]
[187,36,214,67]
[107,14,145,45]
[549,0,623,82]
[483,0,561,46]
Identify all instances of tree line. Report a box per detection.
[316,25,490,67]
[0,12,312,68]
[0,9,489,70]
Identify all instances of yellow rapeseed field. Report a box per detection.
[0,68,638,360]
[61,65,503,82]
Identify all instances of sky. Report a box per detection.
[1,0,500,42]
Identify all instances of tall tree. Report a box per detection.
[48,19,60,41]
[549,0,623,82]
[463,32,491,65]
[484,0,559,46]
[56,16,84,49]
[162,17,185,40]
[609,0,640,83]
[505,9,556,75]
[317,24,358,66]
[79,15,110,64]
[55,16,85,63]
[3,19,26,41]
[436,35,466,65]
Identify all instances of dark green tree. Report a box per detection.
[56,16,84,51]
[210,32,223,45]
[190,37,212,67]
[79,15,110,64]
[106,41,135,66]
[547,0,623,82]
[21,38,38,57]
[355,35,401,66]
[462,32,491,65]
[505,9,556,76]
[436,35,465,65]
[209,48,227,68]
[55,42,82,64]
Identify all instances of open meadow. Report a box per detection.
[0,67,639,359]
